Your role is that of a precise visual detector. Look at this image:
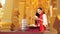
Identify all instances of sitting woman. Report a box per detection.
[35,8,48,32]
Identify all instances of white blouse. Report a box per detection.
[35,14,48,27]
[43,14,48,27]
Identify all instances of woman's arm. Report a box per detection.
[35,16,42,21]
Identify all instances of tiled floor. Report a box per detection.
[44,32,57,34]
[0,31,57,34]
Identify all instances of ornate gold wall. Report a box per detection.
[1,0,58,32]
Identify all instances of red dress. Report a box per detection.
[39,13,45,32]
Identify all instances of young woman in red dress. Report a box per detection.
[35,8,48,32]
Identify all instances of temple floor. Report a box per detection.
[0,31,57,34]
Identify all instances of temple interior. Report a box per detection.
[0,0,60,33]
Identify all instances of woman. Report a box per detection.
[35,8,48,32]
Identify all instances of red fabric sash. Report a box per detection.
[37,13,44,32]
[36,13,46,32]
[39,13,44,32]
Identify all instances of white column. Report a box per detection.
[50,5,53,17]
[57,0,60,15]
[1,0,13,23]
